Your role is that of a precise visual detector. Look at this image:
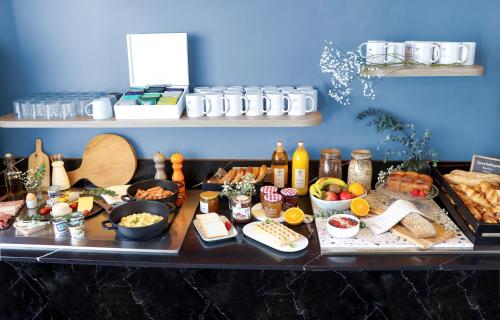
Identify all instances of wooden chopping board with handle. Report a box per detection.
[28,138,50,188]
[67,134,137,188]
[364,191,455,249]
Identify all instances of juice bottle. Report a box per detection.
[271,141,288,188]
[291,142,309,195]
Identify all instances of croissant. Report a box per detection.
[456,184,492,209]
[453,189,483,221]
[479,180,499,206]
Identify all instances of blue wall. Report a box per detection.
[0,0,499,160]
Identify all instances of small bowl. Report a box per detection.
[310,193,366,211]
[326,214,360,238]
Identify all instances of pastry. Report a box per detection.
[386,171,433,193]
[254,221,300,246]
[455,184,492,209]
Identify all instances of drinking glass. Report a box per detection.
[45,100,60,120]
[21,100,36,119]
[12,99,24,119]
[32,100,46,119]
[60,100,76,119]
[76,98,92,117]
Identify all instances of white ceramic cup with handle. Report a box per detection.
[226,86,244,92]
[287,92,315,116]
[413,42,441,65]
[299,88,318,112]
[437,42,468,64]
[84,97,113,120]
[460,42,476,65]
[265,91,290,116]
[245,91,270,116]
[185,93,211,118]
[224,91,249,117]
[358,40,388,65]
[205,92,229,117]
[193,87,211,93]
[385,42,406,63]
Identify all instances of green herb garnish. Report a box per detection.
[84,188,117,197]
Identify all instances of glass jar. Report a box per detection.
[260,185,278,202]
[199,191,219,214]
[318,149,342,179]
[263,193,283,218]
[230,195,252,223]
[280,188,299,211]
[347,149,373,191]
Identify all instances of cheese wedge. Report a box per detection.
[77,196,94,212]
[196,213,228,239]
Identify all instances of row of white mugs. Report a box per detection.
[186,86,318,117]
[359,40,476,65]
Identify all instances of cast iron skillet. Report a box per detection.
[101,200,175,240]
[122,179,179,204]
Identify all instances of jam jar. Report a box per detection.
[230,195,252,223]
[263,193,283,218]
[199,191,219,214]
[260,185,278,202]
[280,188,299,211]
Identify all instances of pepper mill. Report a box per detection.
[153,151,167,180]
[170,152,186,205]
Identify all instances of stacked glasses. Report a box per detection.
[12,92,106,120]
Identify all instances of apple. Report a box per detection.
[325,192,338,201]
[339,191,354,200]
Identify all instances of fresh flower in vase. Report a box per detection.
[221,174,256,208]
[21,164,46,201]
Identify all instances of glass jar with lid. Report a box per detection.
[199,191,219,214]
[347,149,372,191]
[280,188,298,211]
[263,193,283,218]
[318,148,342,179]
[230,195,252,223]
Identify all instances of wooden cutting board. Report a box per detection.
[67,134,137,188]
[27,138,50,188]
[364,191,455,249]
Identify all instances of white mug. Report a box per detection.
[266,91,290,116]
[244,86,261,92]
[288,92,315,116]
[278,86,295,92]
[245,91,270,116]
[438,42,468,64]
[85,97,113,120]
[299,88,318,112]
[193,87,211,93]
[205,92,229,117]
[404,41,417,61]
[413,42,441,65]
[460,42,476,66]
[262,86,279,92]
[185,93,211,118]
[224,91,249,117]
[211,86,226,92]
[296,85,313,90]
[385,42,406,63]
[358,40,387,65]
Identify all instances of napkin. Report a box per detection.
[101,185,129,205]
[362,199,421,235]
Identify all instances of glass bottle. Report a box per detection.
[271,141,288,188]
[51,154,70,191]
[3,153,23,200]
[347,149,373,191]
[318,148,342,179]
[291,142,309,196]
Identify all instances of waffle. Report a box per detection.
[254,221,300,246]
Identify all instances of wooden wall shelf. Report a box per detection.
[362,65,484,77]
[0,112,322,128]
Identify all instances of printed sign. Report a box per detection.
[470,155,500,175]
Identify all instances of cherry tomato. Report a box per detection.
[224,221,232,231]
[69,202,78,210]
[410,188,421,197]
[40,207,52,215]
[83,210,90,216]
[419,189,427,198]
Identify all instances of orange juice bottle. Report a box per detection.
[271,141,288,188]
[292,142,309,195]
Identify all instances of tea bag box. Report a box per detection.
[114,33,189,119]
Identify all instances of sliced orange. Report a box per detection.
[348,183,366,197]
[350,198,370,217]
[284,207,305,225]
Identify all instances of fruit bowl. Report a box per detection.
[310,193,366,211]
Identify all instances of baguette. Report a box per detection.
[446,170,500,185]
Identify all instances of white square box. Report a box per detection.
[114,33,189,120]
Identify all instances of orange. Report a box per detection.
[284,207,305,225]
[350,198,370,217]
[348,183,366,197]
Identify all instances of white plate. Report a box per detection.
[193,215,238,242]
[251,203,285,223]
[242,222,308,252]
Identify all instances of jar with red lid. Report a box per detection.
[280,188,298,211]
[263,193,282,218]
[260,185,278,202]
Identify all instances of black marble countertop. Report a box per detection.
[2,191,500,271]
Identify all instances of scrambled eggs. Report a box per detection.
[119,213,163,228]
